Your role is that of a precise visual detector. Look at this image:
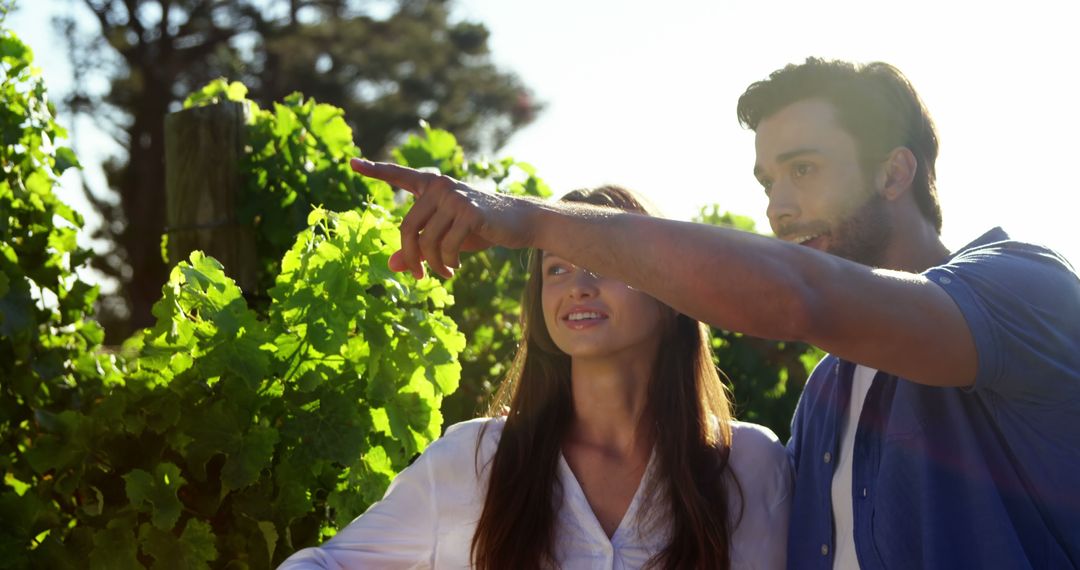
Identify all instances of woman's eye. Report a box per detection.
[546,264,568,276]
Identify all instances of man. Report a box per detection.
[351,58,1080,568]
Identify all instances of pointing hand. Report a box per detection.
[350,158,537,279]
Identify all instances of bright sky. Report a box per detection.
[10,0,1080,275]
[454,0,1080,266]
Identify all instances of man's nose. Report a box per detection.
[765,181,800,232]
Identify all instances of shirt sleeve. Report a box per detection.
[728,422,793,570]
[924,240,1080,405]
[277,447,438,570]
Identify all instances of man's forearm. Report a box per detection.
[529,204,979,386]
[527,203,818,342]
[350,158,976,386]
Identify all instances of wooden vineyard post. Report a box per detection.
[164,101,257,293]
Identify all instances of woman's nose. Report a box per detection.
[568,269,599,298]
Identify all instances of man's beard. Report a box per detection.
[827,190,892,267]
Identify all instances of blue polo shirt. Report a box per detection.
[787,228,1080,569]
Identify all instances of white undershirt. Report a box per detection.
[831,365,877,570]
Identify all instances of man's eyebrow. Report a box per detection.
[777,147,823,163]
[753,147,824,178]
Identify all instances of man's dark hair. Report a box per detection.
[737,58,942,233]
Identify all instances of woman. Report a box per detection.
[280,186,791,569]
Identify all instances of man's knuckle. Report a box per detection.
[418,232,435,248]
[439,189,465,209]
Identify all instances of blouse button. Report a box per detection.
[823,452,832,464]
[821,544,830,556]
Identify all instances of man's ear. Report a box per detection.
[877,147,918,201]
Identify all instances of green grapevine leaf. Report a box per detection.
[123,463,186,531]
[88,519,142,570]
[138,519,217,570]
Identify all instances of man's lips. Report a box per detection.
[785,232,828,251]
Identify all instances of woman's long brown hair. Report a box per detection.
[470,186,737,569]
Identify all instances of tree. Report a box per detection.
[54,0,540,342]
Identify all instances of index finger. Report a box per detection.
[350,158,439,197]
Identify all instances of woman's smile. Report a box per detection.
[561,306,610,330]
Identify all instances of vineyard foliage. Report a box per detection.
[1,26,817,568]
[182,80,395,300]
[2,34,464,568]
[1,27,122,567]
[182,81,550,427]
[387,127,552,426]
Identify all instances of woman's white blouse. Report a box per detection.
[279,418,791,569]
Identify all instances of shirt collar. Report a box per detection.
[936,226,1010,266]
